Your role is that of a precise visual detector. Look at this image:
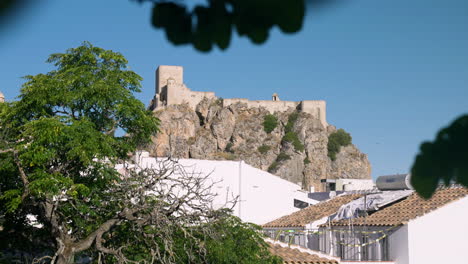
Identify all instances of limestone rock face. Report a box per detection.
[151,104,199,158]
[330,145,372,180]
[150,99,371,191]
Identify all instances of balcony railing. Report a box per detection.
[263,227,392,262]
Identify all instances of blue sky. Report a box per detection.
[1,0,467,179]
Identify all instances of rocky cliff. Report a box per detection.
[149,98,371,191]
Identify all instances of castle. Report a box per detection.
[151,65,328,128]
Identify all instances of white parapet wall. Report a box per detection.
[131,152,318,225]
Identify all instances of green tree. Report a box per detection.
[168,214,282,264]
[203,216,282,264]
[0,42,282,264]
[0,42,159,263]
[410,115,468,198]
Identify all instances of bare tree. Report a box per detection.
[24,158,234,264]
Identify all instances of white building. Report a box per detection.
[264,187,468,264]
[130,151,317,225]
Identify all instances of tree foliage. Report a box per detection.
[0,42,282,264]
[410,115,468,198]
[327,128,352,161]
[183,216,282,264]
[0,42,158,263]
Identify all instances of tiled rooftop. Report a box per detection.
[263,194,363,228]
[268,242,339,264]
[328,187,468,226]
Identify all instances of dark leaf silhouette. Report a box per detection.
[411,115,468,198]
[141,0,306,51]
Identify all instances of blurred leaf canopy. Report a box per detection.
[139,0,306,52]
[410,115,468,198]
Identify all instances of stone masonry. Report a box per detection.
[150,65,328,128]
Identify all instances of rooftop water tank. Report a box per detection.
[376,174,412,190]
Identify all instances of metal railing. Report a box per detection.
[263,227,392,261]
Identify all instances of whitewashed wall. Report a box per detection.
[133,153,317,225]
[388,225,409,264]
[336,179,376,191]
[407,196,468,264]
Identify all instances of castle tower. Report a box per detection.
[156,65,183,94]
[0,91,4,103]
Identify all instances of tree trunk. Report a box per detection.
[56,247,74,264]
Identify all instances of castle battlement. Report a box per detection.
[150,66,327,128]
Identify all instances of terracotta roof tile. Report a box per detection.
[329,187,468,226]
[263,194,363,228]
[268,242,338,264]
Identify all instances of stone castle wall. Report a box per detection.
[152,65,216,111]
[165,82,216,110]
[151,65,327,128]
[223,99,299,113]
[299,100,327,128]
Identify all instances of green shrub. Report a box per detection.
[268,152,291,173]
[328,129,352,161]
[331,128,352,146]
[225,142,234,153]
[281,111,305,152]
[285,112,299,133]
[263,114,278,133]
[304,157,311,164]
[276,152,290,162]
[258,145,271,154]
[268,161,279,173]
[282,131,305,152]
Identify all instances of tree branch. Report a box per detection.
[73,218,120,253]
[0,148,14,154]
[12,150,30,200]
